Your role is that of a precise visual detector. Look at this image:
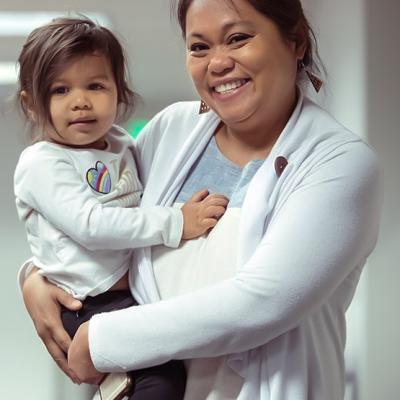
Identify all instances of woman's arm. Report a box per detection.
[69,143,382,378]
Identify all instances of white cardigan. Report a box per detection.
[23,93,380,399]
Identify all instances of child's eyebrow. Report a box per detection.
[88,74,112,81]
[51,74,112,85]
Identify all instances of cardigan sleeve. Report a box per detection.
[14,147,183,251]
[88,142,382,372]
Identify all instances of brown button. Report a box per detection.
[275,156,288,177]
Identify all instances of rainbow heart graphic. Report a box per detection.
[86,161,111,194]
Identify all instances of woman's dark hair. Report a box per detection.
[17,16,135,137]
[176,0,323,79]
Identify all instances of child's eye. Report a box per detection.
[228,33,252,45]
[89,83,104,90]
[51,86,68,95]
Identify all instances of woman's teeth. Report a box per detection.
[214,79,248,94]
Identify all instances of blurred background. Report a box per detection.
[0,1,399,399]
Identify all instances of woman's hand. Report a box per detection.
[181,189,229,239]
[68,321,105,384]
[22,268,82,383]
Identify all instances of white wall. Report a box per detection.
[305,1,400,398]
[365,0,400,398]
[303,1,368,398]
[0,97,56,399]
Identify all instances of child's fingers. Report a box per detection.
[188,189,210,203]
[202,217,218,230]
[203,205,227,219]
[203,197,229,208]
[204,193,229,203]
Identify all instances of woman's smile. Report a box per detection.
[211,78,251,103]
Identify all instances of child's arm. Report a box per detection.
[181,189,229,239]
[14,146,182,250]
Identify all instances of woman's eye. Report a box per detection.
[189,43,209,52]
[89,83,104,90]
[228,33,251,45]
[51,86,68,95]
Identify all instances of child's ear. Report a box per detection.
[20,90,37,122]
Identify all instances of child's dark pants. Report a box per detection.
[62,290,186,400]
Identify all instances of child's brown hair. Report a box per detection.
[17,16,135,138]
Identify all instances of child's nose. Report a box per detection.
[71,91,92,110]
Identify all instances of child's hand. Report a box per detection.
[181,189,229,240]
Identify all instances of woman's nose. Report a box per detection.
[208,48,235,75]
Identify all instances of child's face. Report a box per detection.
[46,53,118,149]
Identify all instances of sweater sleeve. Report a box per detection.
[88,142,381,372]
[14,147,183,251]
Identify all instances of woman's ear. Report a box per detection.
[290,23,307,61]
[296,39,307,62]
[20,90,37,122]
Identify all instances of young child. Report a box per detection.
[14,16,228,400]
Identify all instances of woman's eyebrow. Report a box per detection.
[187,20,254,40]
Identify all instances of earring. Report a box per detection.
[298,61,323,93]
[199,100,211,114]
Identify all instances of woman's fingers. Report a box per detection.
[45,337,81,384]
[68,322,104,384]
[55,286,82,311]
[22,270,81,382]
[35,302,80,383]
[51,321,72,354]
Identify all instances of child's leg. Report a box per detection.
[61,291,187,399]
[61,290,137,338]
[128,360,186,400]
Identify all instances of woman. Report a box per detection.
[21,0,381,399]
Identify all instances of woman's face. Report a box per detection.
[185,0,305,129]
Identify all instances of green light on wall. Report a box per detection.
[127,119,149,138]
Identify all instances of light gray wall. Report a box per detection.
[366,0,400,399]
[0,95,57,399]
[306,1,400,398]
[302,1,369,399]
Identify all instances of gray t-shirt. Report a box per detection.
[176,136,263,207]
